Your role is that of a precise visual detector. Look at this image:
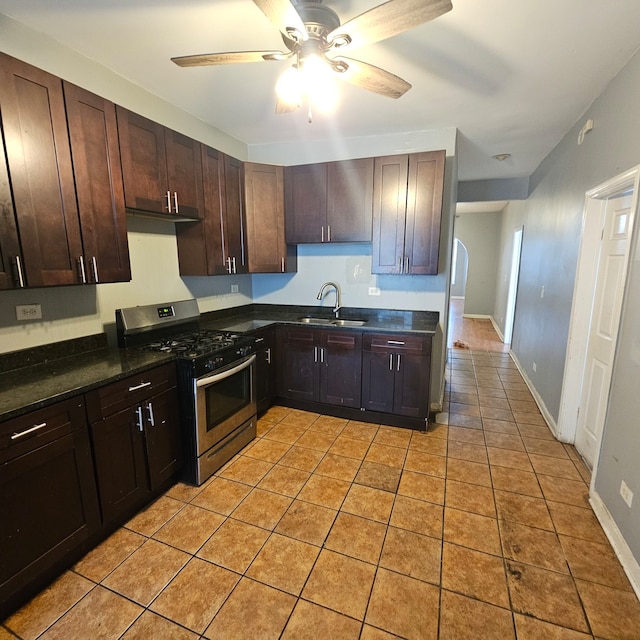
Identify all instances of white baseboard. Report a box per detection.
[490,316,506,342]
[509,351,560,439]
[461,313,491,319]
[590,490,640,599]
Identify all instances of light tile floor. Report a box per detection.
[3,348,640,639]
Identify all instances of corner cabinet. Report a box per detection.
[362,333,431,418]
[0,398,101,618]
[244,162,297,273]
[85,363,182,526]
[116,106,204,219]
[372,151,445,275]
[285,158,374,243]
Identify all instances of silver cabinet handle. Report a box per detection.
[11,421,47,440]
[281,257,285,273]
[314,346,318,363]
[398,256,403,274]
[135,406,144,432]
[78,256,87,284]
[266,347,271,364]
[166,190,172,212]
[405,256,410,273]
[397,354,401,371]
[321,226,325,243]
[128,381,152,392]
[320,347,324,363]
[389,354,393,370]
[327,225,331,242]
[226,257,232,273]
[14,255,25,288]
[388,340,406,346]
[232,256,237,274]
[91,256,99,283]
[146,401,155,427]
[173,192,179,214]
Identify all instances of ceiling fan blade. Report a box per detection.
[171,51,287,67]
[333,56,411,99]
[328,0,452,50]
[252,0,308,41]
[275,98,299,114]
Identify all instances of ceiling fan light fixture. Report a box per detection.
[275,65,303,106]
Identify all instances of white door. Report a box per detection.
[503,227,523,344]
[575,192,634,465]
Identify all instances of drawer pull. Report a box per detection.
[135,406,144,432]
[388,340,406,346]
[128,381,152,392]
[146,401,155,427]
[11,422,47,440]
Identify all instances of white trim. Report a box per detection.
[590,490,640,599]
[558,165,640,445]
[509,350,560,439]
[490,316,505,342]
[462,313,491,319]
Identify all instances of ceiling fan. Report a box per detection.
[171,0,453,113]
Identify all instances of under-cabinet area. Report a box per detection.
[0,52,446,289]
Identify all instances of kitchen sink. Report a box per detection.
[297,317,367,327]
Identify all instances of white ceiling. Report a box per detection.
[1,0,640,181]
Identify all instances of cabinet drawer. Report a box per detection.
[363,333,429,355]
[322,331,362,350]
[85,363,176,422]
[0,398,86,463]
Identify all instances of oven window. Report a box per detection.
[204,366,252,431]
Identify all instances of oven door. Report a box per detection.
[194,354,256,456]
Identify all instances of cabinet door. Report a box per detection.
[0,53,83,287]
[372,155,409,274]
[165,128,204,219]
[90,406,149,525]
[244,162,296,273]
[0,138,21,289]
[223,155,248,273]
[254,328,276,414]
[404,150,445,275]
[327,158,374,242]
[394,353,430,418]
[64,82,131,284]
[117,106,169,214]
[361,351,396,414]
[320,331,362,408]
[0,399,100,617]
[278,327,319,402]
[143,388,182,490]
[284,164,327,243]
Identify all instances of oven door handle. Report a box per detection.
[195,354,256,387]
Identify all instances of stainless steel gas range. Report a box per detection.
[116,299,258,485]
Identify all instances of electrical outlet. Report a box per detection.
[532,362,537,372]
[230,284,239,293]
[620,480,634,508]
[368,287,381,296]
[540,286,545,299]
[16,304,42,321]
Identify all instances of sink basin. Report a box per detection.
[297,317,333,324]
[332,319,366,326]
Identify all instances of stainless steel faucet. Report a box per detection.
[317,281,342,317]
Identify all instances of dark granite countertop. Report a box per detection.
[0,335,174,423]
[0,304,439,424]
[200,304,440,335]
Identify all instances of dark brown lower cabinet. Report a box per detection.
[0,398,100,618]
[278,327,362,408]
[254,327,277,415]
[361,333,431,419]
[87,364,182,526]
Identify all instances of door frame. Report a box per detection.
[503,226,523,344]
[557,165,640,452]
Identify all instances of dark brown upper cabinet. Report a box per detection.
[285,158,374,243]
[372,150,445,275]
[176,148,247,275]
[116,106,204,219]
[64,82,131,284]
[244,162,296,273]
[0,53,84,288]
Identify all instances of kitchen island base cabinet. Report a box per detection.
[0,398,101,619]
[86,363,182,527]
